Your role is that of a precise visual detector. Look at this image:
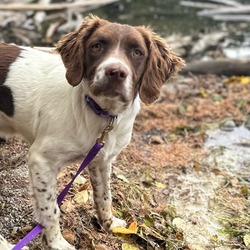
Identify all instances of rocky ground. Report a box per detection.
[0,74,249,250]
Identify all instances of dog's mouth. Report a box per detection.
[88,78,133,104]
[86,79,133,115]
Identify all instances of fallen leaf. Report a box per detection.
[112,221,138,234]
[240,76,250,85]
[74,175,87,185]
[193,162,200,172]
[122,243,139,250]
[225,76,250,85]
[155,181,166,189]
[176,231,184,240]
[60,200,74,213]
[128,221,138,232]
[244,234,250,246]
[210,235,218,242]
[62,229,76,245]
[241,185,249,199]
[199,88,208,98]
[116,174,129,183]
[73,190,88,204]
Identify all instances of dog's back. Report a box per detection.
[0,44,72,142]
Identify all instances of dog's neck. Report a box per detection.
[85,95,117,119]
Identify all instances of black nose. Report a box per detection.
[105,65,128,81]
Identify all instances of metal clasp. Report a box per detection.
[96,117,115,146]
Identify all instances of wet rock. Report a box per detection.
[220,119,236,132]
[245,114,250,131]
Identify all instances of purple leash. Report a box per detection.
[12,96,116,250]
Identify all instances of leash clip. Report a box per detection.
[97,117,115,146]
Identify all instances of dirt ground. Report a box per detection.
[0,74,250,250]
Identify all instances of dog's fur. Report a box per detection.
[0,15,184,250]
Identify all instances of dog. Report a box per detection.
[0,15,184,250]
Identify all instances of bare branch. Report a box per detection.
[0,0,119,11]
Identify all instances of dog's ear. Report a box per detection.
[136,26,185,104]
[56,15,108,86]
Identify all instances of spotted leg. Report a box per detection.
[89,159,127,231]
[0,235,14,250]
[28,146,75,250]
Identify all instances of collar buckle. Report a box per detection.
[96,117,115,146]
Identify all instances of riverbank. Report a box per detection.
[1,74,249,249]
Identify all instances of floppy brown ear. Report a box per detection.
[56,15,108,86]
[137,27,185,104]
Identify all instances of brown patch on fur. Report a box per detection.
[0,43,21,85]
[56,15,108,86]
[136,26,185,104]
[0,86,15,116]
[0,43,21,116]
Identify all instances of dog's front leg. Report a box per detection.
[28,148,75,250]
[89,159,127,231]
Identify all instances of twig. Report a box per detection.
[212,14,250,21]
[209,0,242,7]
[0,0,119,11]
[180,1,224,9]
[198,6,250,16]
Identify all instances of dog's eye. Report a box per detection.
[91,43,102,52]
[133,49,143,57]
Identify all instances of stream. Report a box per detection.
[93,0,250,48]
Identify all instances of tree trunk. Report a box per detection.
[181,59,250,76]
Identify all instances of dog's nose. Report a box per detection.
[105,65,128,81]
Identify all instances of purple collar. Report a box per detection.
[85,95,117,119]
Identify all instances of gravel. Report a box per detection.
[0,138,33,244]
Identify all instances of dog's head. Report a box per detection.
[56,15,184,107]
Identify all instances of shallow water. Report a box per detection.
[205,126,250,182]
[93,0,250,46]
[167,125,250,249]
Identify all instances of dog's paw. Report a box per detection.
[0,234,24,250]
[110,216,127,230]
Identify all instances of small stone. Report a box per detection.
[150,135,164,144]
[220,119,236,132]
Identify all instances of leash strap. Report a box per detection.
[12,141,103,250]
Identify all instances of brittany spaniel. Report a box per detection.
[0,15,184,250]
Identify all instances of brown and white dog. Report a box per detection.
[0,15,184,250]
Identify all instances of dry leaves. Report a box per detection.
[112,221,138,235]
[73,190,89,205]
